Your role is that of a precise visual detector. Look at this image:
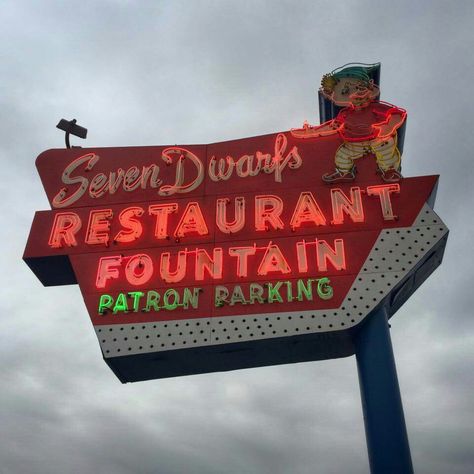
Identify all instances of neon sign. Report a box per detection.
[24,65,448,383]
[96,277,335,316]
[291,63,407,184]
[27,154,442,331]
[46,186,402,251]
[94,238,345,288]
[50,134,302,208]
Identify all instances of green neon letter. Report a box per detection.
[317,277,334,300]
[215,286,229,307]
[230,285,247,306]
[183,287,201,309]
[267,281,283,303]
[296,279,313,302]
[145,290,161,311]
[163,289,180,310]
[113,293,129,313]
[128,291,145,312]
[249,283,264,304]
[98,294,114,314]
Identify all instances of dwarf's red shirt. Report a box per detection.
[336,102,405,142]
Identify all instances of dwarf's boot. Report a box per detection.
[379,167,402,183]
[322,167,356,183]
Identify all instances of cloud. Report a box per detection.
[1,1,473,473]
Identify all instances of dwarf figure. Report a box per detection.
[291,63,407,183]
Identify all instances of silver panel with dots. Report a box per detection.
[96,202,448,358]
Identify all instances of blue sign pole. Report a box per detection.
[355,306,414,474]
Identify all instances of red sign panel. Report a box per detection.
[24,131,447,382]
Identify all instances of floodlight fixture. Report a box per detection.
[56,118,87,149]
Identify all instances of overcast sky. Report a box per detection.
[1,1,473,473]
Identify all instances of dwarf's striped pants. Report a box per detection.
[335,135,401,172]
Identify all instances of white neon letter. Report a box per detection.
[195,248,223,281]
[114,206,144,243]
[290,192,327,229]
[255,195,284,231]
[159,148,204,196]
[331,187,364,224]
[52,153,99,208]
[96,255,122,289]
[48,212,82,248]
[160,251,187,283]
[216,197,245,234]
[228,245,256,277]
[366,184,400,221]
[149,203,178,239]
[85,209,113,245]
[124,254,154,286]
[316,239,346,271]
[257,242,291,275]
[296,241,308,273]
[174,202,209,238]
